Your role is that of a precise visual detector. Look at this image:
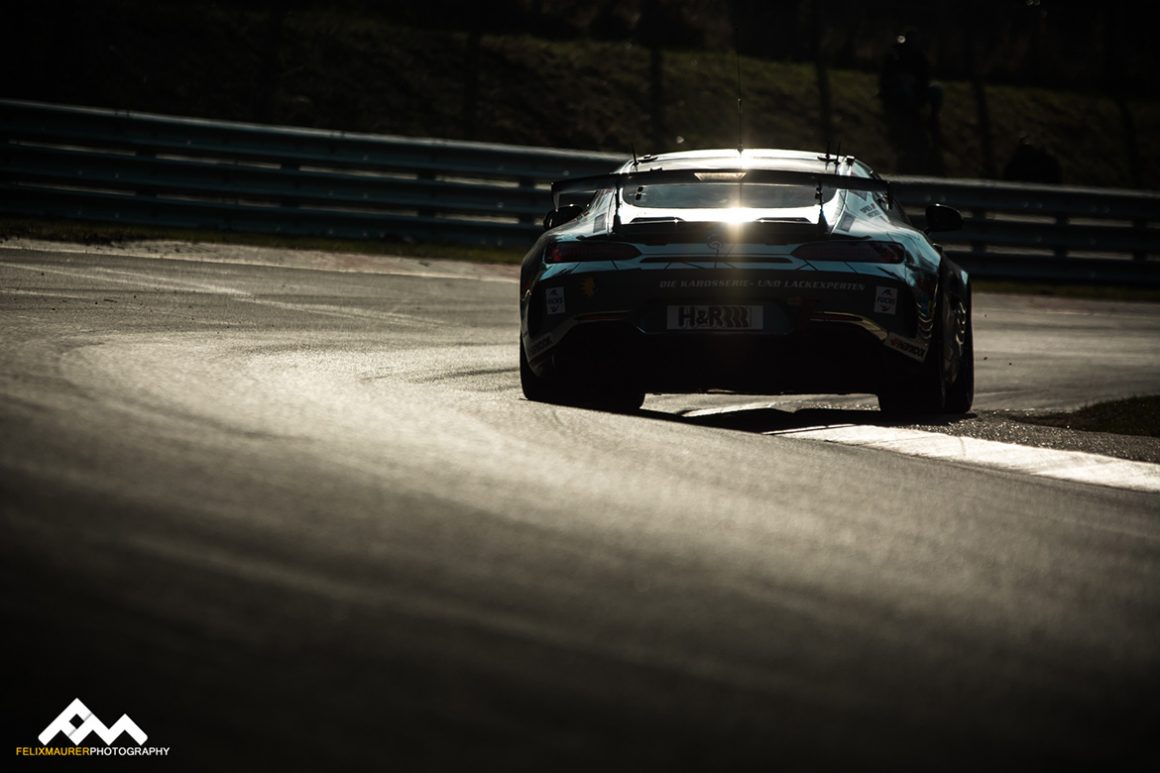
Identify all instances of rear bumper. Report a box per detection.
[521,264,937,394]
[527,319,922,394]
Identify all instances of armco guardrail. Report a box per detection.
[0,99,622,249]
[2,99,1159,284]
[894,177,1160,284]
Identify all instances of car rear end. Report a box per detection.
[524,233,934,397]
[520,154,948,406]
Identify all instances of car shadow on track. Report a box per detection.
[639,405,975,434]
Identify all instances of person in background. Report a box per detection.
[879,28,943,172]
[880,30,942,130]
[1003,135,1062,184]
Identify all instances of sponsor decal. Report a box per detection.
[15,698,170,758]
[885,333,927,362]
[545,287,565,315]
[667,305,764,330]
[780,280,865,291]
[657,278,864,291]
[875,286,898,315]
[579,277,597,298]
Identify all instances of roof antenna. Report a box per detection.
[816,180,828,234]
[613,176,623,232]
[735,51,744,156]
[631,143,639,168]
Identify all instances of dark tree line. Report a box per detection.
[196,0,1153,96]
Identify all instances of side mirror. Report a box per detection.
[543,204,583,231]
[924,203,963,233]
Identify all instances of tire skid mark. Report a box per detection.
[6,262,446,328]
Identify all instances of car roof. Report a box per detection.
[617,148,865,176]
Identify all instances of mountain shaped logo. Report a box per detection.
[38,698,148,746]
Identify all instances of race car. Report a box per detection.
[518,148,973,414]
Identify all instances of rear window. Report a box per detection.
[624,182,837,209]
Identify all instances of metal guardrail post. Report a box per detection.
[1054,213,1068,259]
[136,147,157,200]
[971,208,987,258]
[517,177,536,225]
[417,170,437,220]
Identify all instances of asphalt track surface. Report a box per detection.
[3,245,1159,770]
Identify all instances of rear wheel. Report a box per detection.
[586,385,646,413]
[877,343,945,414]
[944,291,974,414]
[520,338,644,413]
[520,337,567,403]
[878,295,948,415]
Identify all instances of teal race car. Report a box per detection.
[519,148,973,414]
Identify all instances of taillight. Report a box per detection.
[793,240,906,263]
[546,242,641,263]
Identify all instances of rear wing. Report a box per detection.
[550,168,892,209]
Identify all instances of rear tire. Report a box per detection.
[878,294,948,415]
[877,351,945,414]
[520,337,566,403]
[520,338,644,413]
[878,283,973,416]
[944,292,974,414]
[587,386,646,413]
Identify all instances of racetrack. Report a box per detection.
[3,244,1159,770]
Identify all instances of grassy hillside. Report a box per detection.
[3,2,1156,188]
